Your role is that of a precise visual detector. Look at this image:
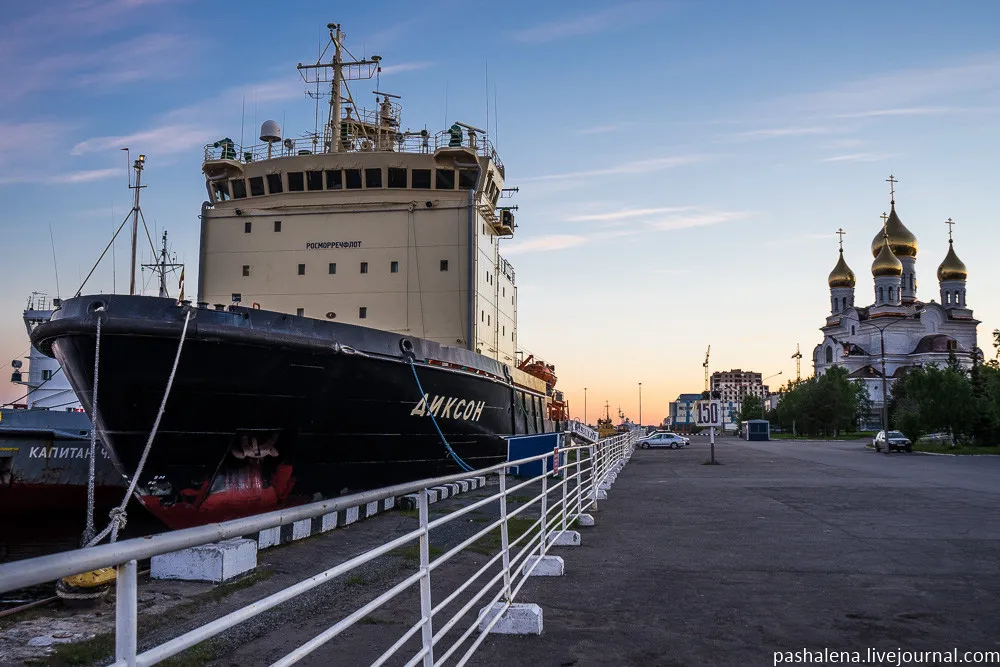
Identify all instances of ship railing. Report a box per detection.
[0,431,639,667]
[498,256,515,284]
[203,129,503,171]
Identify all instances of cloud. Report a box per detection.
[378,61,433,76]
[832,106,973,119]
[71,124,216,156]
[575,123,629,135]
[734,126,837,140]
[502,234,588,255]
[0,168,121,185]
[523,155,709,182]
[648,210,752,231]
[820,152,898,163]
[510,3,657,43]
[567,206,696,222]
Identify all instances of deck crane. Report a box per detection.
[791,343,802,382]
[703,345,711,392]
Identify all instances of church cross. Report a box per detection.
[880,211,889,234]
[836,228,846,251]
[945,217,955,242]
[886,174,897,203]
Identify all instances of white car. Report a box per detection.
[639,432,689,449]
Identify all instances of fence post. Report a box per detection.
[575,445,583,518]
[115,559,138,666]
[418,488,435,667]
[560,447,569,533]
[499,469,512,600]
[539,457,548,553]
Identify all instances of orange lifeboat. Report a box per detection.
[517,354,569,422]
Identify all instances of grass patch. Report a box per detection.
[913,443,1000,455]
[393,543,444,564]
[345,575,365,587]
[199,568,273,604]
[508,494,534,504]
[771,432,873,441]
[47,633,114,666]
[468,516,537,556]
[397,509,419,519]
[158,640,222,667]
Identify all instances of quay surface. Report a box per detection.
[478,436,1000,666]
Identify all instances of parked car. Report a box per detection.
[638,432,689,449]
[873,430,912,453]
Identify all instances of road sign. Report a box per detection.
[695,400,722,427]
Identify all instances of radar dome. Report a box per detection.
[260,120,281,143]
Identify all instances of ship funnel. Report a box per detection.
[260,120,281,144]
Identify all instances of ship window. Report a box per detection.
[297,308,304,317]
[440,260,448,271]
[307,171,324,191]
[412,169,431,189]
[266,173,283,194]
[435,169,455,189]
[388,167,407,188]
[390,261,399,273]
[298,263,306,275]
[288,171,305,191]
[274,220,282,232]
[345,169,362,189]
[231,179,247,199]
[487,314,491,326]
[328,262,337,275]
[359,306,367,319]
[326,170,343,190]
[360,262,368,274]
[364,168,382,188]
[244,221,252,234]
[249,176,265,196]
[242,265,250,277]
[213,181,231,202]
[42,369,53,381]
[481,310,484,322]
[459,169,478,189]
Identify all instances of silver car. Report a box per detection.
[639,432,689,449]
[874,430,912,453]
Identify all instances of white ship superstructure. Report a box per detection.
[199,24,519,364]
[11,293,81,411]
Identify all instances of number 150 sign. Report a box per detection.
[695,400,722,427]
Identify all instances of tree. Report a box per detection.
[771,367,863,437]
[734,394,764,425]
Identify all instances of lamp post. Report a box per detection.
[584,387,588,424]
[761,371,783,418]
[834,311,921,442]
[638,382,642,429]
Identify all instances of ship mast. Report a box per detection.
[128,154,146,295]
[141,230,184,298]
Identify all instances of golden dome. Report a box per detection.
[936,240,967,281]
[872,235,903,277]
[870,204,918,258]
[828,250,856,288]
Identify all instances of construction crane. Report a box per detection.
[791,343,802,382]
[703,345,711,392]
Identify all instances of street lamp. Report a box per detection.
[638,382,642,428]
[834,311,922,442]
[761,371,783,418]
[584,387,588,424]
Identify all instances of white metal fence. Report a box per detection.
[0,431,637,666]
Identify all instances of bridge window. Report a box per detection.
[242,265,250,277]
[440,260,448,271]
[244,221,251,234]
[297,263,305,276]
[345,169,362,189]
[296,308,304,317]
[287,172,305,191]
[459,169,478,189]
[213,182,230,202]
[249,176,265,196]
[231,179,247,199]
[412,169,431,189]
[266,174,283,194]
[360,262,368,274]
[359,306,367,319]
[364,168,382,188]
[436,169,455,189]
[274,220,282,232]
[306,171,323,191]
[390,261,399,273]
[388,168,407,188]
[326,170,342,190]
[328,262,336,275]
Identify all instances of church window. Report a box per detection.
[825,346,833,363]
[909,274,914,291]
[878,287,884,302]
[841,297,847,311]
[851,326,855,336]
[954,290,960,305]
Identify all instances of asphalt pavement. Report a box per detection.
[475,436,1000,667]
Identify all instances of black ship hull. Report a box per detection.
[31,296,550,528]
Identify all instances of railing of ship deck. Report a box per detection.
[0,430,638,666]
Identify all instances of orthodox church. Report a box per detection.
[813,177,980,428]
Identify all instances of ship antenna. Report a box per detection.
[48,221,61,300]
[485,59,489,145]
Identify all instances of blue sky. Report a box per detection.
[2,0,998,421]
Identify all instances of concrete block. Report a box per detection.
[433,485,449,500]
[475,475,486,488]
[426,488,439,504]
[446,482,460,495]
[291,519,311,541]
[257,527,280,549]
[384,496,395,511]
[402,494,418,510]
[151,539,257,583]
[577,513,595,527]
[548,530,581,547]
[478,602,543,635]
[365,501,379,518]
[321,512,338,532]
[458,480,470,492]
[343,506,359,526]
[596,489,608,500]
[525,555,565,576]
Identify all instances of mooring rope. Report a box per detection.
[81,316,102,547]
[407,356,474,472]
[86,309,192,547]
